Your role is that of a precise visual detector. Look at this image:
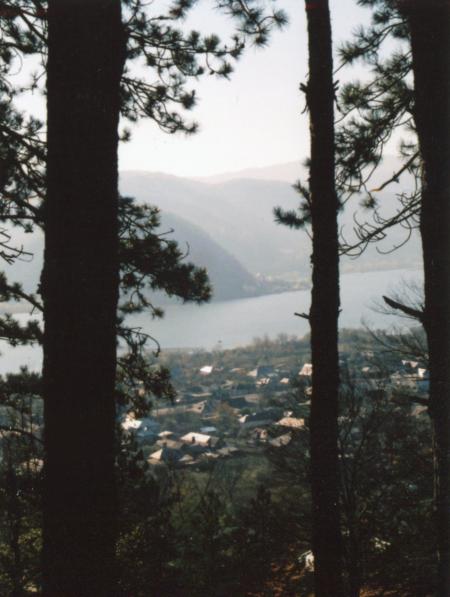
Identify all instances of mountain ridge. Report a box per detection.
[120,159,421,284]
[1,160,421,312]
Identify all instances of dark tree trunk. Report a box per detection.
[43,1,125,594]
[304,1,343,596]
[402,2,450,594]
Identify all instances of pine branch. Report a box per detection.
[382,295,424,322]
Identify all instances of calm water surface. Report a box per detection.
[0,268,421,373]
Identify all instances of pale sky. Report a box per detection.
[14,0,379,179]
[118,0,372,177]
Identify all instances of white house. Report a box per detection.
[299,363,313,377]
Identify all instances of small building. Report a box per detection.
[122,414,160,438]
[200,425,218,434]
[156,439,184,451]
[121,414,141,432]
[402,360,419,370]
[178,454,195,466]
[148,446,183,465]
[21,458,44,474]
[181,432,221,449]
[411,404,428,418]
[183,391,213,404]
[276,417,305,430]
[158,430,174,440]
[242,393,262,405]
[239,408,281,430]
[200,365,214,376]
[299,363,313,377]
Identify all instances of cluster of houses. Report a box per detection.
[390,359,429,394]
[118,351,431,470]
[120,360,309,468]
[121,404,306,469]
[148,431,240,467]
[0,345,430,478]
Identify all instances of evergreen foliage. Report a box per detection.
[0,0,286,393]
[0,0,287,593]
[275,0,420,255]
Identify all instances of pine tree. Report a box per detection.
[335,2,450,592]
[305,2,343,594]
[277,2,343,594]
[42,2,125,593]
[398,2,450,594]
[0,2,287,593]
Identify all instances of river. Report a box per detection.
[0,268,421,374]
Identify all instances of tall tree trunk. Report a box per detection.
[402,2,450,594]
[43,1,125,594]
[304,1,343,595]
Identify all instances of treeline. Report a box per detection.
[158,328,422,376]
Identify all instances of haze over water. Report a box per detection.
[0,269,422,374]
[133,268,421,351]
[0,267,419,375]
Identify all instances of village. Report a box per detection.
[0,332,430,476]
[0,331,434,596]
[120,332,430,470]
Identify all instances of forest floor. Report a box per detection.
[245,547,419,597]
[245,545,312,596]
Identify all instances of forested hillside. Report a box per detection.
[159,212,269,301]
[121,166,422,283]
[3,160,421,307]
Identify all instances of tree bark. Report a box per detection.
[402,2,450,595]
[304,1,343,595]
[43,1,125,594]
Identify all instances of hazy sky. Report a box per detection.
[14,0,377,179]
[119,0,372,177]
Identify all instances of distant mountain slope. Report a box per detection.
[4,160,421,310]
[120,163,422,280]
[196,155,416,188]
[195,161,303,185]
[159,213,267,301]
[120,171,310,277]
[1,213,268,305]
